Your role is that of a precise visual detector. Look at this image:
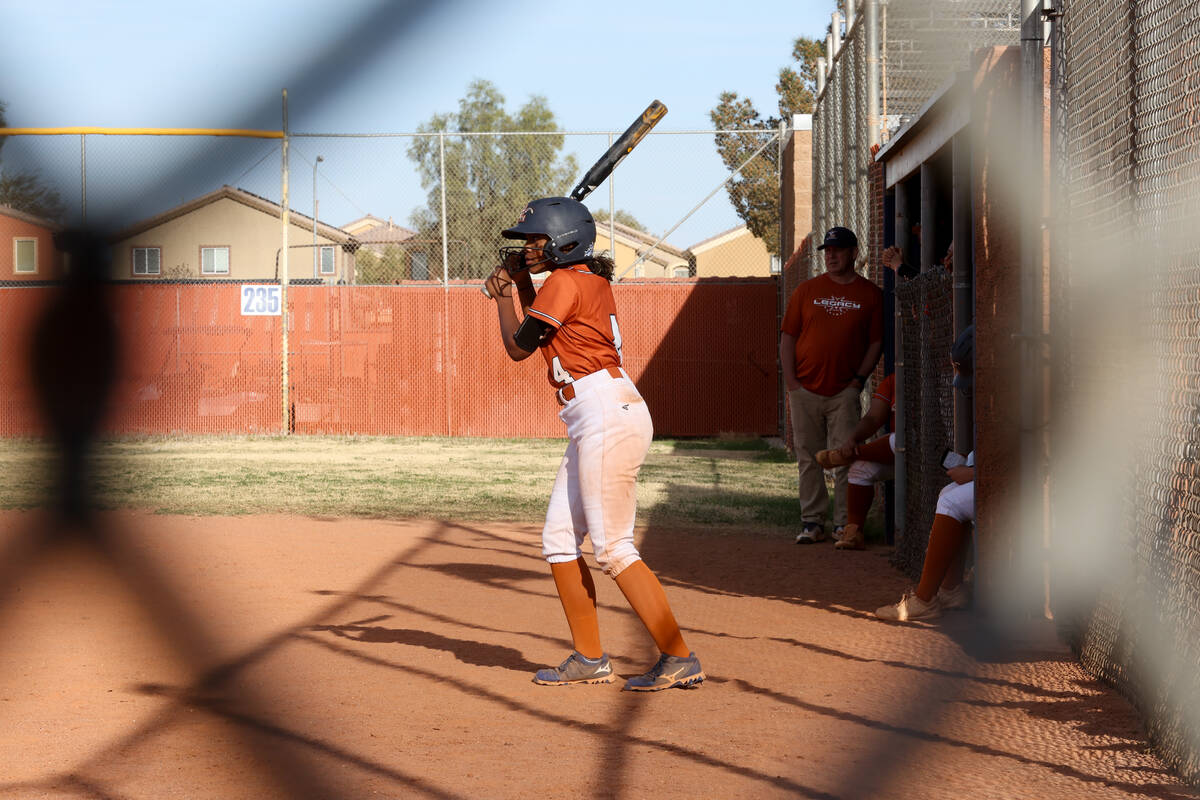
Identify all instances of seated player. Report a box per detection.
[875,325,975,621]
[814,373,896,551]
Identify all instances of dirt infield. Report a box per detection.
[0,510,1194,799]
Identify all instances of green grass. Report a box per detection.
[0,435,812,530]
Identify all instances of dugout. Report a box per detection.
[872,46,1045,603]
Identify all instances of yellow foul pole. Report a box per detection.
[0,127,283,138]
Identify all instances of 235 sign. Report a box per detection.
[240,284,282,316]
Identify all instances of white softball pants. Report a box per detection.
[936,480,975,523]
[542,367,652,578]
[848,432,897,486]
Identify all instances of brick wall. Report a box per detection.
[781,125,813,267]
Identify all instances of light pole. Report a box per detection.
[313,155,323,278]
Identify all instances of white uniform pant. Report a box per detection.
[848,433,896,486]
[542,367,652,578]
[936,480,975,523]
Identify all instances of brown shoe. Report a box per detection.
[834,523,866,550]
[816,448,852,469]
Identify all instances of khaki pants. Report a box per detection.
[788,385,862,527]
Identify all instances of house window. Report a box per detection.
[770,254,781,275]
[13,238,36,274]
[633,263,644,278]
[133,247,161,276]
[319,245,336,275]
[201,246,230,275]
[673,266,690,278]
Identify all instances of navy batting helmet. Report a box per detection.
[501,197,596,267]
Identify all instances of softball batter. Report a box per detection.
[485,196,704,691]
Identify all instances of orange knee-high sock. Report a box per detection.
[614,560,689,657]
[941,537,968,590]
[846,483,875,527]
[854,435,894,464]
[550,558,603,659]
[915,514,968,602]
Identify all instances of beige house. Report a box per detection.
[110,185,353,282]
[341,214,390,237]
[687,225,774,278]
[593,219,689,279]
[1,204,65,281]
[340,216,426,284]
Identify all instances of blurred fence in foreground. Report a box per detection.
[1057,0,1200,785]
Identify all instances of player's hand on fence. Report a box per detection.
[882,246,903,272]
[484,267,513,300]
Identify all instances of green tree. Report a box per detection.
[355,243,408,284]
[591,207,645,231]
[0,100,66,221]
[406,80,577,280]
[710,36,822,256]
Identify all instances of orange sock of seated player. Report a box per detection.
[941,538,968,590]
[550,558,603,659]
[614,559,690,657]
[915,514,968,602]
[847,483,875,528]
[854,435,895,464]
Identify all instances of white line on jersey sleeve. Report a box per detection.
[527,308,563,328]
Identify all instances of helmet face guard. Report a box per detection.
[501,197,596,267]
[497,244,548,272]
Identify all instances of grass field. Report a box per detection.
[0,435,840,532]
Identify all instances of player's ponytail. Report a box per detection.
[584,253,616,282]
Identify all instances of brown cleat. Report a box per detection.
[834,523,866,550]
[816,449,852,469]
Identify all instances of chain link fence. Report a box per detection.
[1057,0,1200,784]
[1,128,781,284]
[811,0,1021,278]
[893,266,956,579]
[0,127,785,439]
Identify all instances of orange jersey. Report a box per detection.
[781,273,883,396]
[873,372,896,431]
[526,265,622,389]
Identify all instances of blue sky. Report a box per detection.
[0,0,834,245]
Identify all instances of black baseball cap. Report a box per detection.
[817,226,859,250]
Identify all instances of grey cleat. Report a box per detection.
[622,652,705,692]
[533,651,615,685]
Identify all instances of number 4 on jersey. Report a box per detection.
[550,314,625,385]
[551,357,573,385]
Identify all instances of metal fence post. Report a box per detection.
[439,132,452,435]
[607,131,615,260]
[866,0,880,149]
[80,134,87,224]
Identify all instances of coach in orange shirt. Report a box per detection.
[780,226,883,545]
